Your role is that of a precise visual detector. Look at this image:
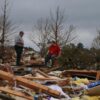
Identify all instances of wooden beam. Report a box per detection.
[0,70,60,98]
[36,69,50,78]
[96,71,100,80]
[0,69,14,81]
[16,76,60,97]
[22,76,58,81]
[62,70,97,77]
[45,66,61,73]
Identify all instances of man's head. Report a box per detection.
[19,31,24,37]
[51,40,56,45]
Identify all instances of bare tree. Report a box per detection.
[31,18,50,57]
[92,30,100,49]
[0,0,17,63]
[49,6,76,45]
[0,0,17,46]
[31,7,76,57]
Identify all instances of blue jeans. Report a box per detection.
[45,54,55,66]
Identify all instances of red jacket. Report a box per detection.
[48,44,60,56]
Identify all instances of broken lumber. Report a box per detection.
[44,66,61,73]
[96,71,100,80]
[0,70,60,98]
[62,70,97,78]
[22,76,58,81]
[36,69,50,78]
[16,76,60,97]
[0,87,33,100]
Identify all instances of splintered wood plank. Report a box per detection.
[22,76,57,81]
[36,69,50,78]
[0,69,14,81]
[0,87,33,100]
[0,70,60,98]
[16,76,60,97]
[45,66,61,73]
[62,70,97,77]
[96,71,100,80]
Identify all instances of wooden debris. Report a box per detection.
[36,69,50,78]
[0,70,60,98]
[96,71,100,80]
[0,87,33,100]
[44,66,62,73]
[0,64,13,74]
[62,70,97,78]
[16,76,60,97]
[22,76,58,81]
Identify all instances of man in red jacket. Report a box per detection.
[45,41,61,67]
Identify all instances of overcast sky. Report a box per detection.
[1,0,100,49]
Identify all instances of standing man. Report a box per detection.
[15,31,24,66]
[45,41,61,67]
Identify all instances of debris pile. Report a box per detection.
[0,63,100,100]
[0,50,100,100]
